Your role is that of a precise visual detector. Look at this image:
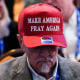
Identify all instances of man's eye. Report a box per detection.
[49,46,57,50]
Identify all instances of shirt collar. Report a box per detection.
[27,57,58,80]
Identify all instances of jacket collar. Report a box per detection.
[58,55,80,80]
[12,54,32,80]
[58,55,74,80]
[13,54,79,80]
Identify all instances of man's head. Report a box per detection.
[0,0,11,38]
[17,3,67,75]
[42,0,75,22]
[0,0,9,20]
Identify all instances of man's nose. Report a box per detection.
[39,48,50,57]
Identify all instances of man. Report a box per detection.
[42,0,80,60]
[0,3,80,80]
[0,0,20,56]
[4,0,15,20]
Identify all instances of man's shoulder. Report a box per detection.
[0,58,17,79]
[0,55,25,73]
[0,54,30,80]
[58,55,80,65]
[58,55,80,72]
[58,55,80,79]
[0,56,21,70]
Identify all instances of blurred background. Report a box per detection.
[5,0,80,22]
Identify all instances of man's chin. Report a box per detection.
[40,63,51,73]
[36,61,53,74]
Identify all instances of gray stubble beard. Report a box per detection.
[40,63,50,73]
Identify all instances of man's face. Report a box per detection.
[0,0,4,20]
[42,0,71,22]
[25,45,58,74]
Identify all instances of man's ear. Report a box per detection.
[17,34,25,52]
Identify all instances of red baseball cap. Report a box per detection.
[18,3,67,48]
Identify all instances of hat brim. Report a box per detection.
[23,35,67,48]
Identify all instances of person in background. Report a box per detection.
[0,3,80,80]
[0,0,20,56]
[4,0,15,20]
[23,0,42,8]
[42,0,80,60]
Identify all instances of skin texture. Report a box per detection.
[42,0,75,22]
[17,34,58,79]
[0,0,11,38]
[0,0,4,20]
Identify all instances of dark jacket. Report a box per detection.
[3,21,20,53]
[0,54,80,80]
